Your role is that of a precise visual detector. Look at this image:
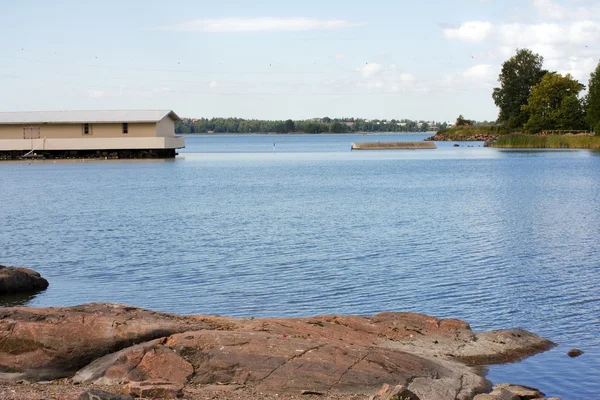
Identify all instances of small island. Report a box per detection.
[428,49,600,149]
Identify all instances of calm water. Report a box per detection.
[1,133,599,398]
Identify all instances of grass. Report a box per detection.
[491,134,600,149]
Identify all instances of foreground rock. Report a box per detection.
[473,383,559,400]
[0,265,49,294]
[0,303,215,381]
[0,304,555,400]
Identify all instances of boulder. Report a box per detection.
[0,303,215,381]
[567,349,584,357]
[163,329,489,398]
[453,329,556,364]
[491,384,545,399]
[126,380,184,399]
[0,265,48,294]
[371,383,420,400]
[73,339,193,385]
[475,384,547,400]
[473,395,498,400]
[212,312,553,365]
[0,304,557,399]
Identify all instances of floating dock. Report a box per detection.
[351,141,437,150]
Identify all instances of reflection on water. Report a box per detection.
[497,149,580,154]
[0,290,44,307]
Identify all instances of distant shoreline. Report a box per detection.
[177,131,436,135]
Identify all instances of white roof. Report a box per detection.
[0,110,179,124]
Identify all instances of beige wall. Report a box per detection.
[0,122,160,139]
[0,136,185,151]
[0,125,25,139]
[156,116,175,137]
[94,123,158,138]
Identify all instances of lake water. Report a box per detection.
[1,133,599,399]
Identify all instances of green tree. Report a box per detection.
[275,123,286,133]
[586,60,600,134]
[303,122,328,134]
[492,49,547,128]
[556,95,586,130]
[284,119,296,133]
[330,121,346,133]
[523,72,585,133]
[455,114,471,127]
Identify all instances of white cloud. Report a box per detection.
[358,63,383,78]
[356,63,416,92]
[208,81,218,88]
[163,17,363,33]
[437,64,498,92]
[443,1,600,84]
[562,56,598,81]
[444,21,493,42]
[495,21,600,79]
[463,64,496,80]
[335,53,345,60]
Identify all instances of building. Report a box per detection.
[0,110,184,159]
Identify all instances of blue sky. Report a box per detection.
[1,0,599,121]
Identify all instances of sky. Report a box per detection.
[1,0,599,122]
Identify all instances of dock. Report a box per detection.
[351,141,437,150]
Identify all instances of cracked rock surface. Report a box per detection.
[0,304,555,400]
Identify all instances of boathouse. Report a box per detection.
[0,110,184,159]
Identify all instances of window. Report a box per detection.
[122,123,128,134]
[83,123,90,135]
[23,126,40,139]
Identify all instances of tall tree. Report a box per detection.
[455,114,471,127]
[523,72,585,133]
[556,95,586,130]
[330,121,346,133]
[284,119,296,133]
[492,49,546,129]
[586,60,600,134]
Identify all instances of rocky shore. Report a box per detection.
[0,303,557,400]
[425,133,500,142]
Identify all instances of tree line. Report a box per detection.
[176,48,600,136]
[491,49,600,134]
[175,117,449,134]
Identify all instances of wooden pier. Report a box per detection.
[351,141,437,150]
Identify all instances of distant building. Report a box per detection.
[0,110,184,159]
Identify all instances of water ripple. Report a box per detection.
[1,134,599,398]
